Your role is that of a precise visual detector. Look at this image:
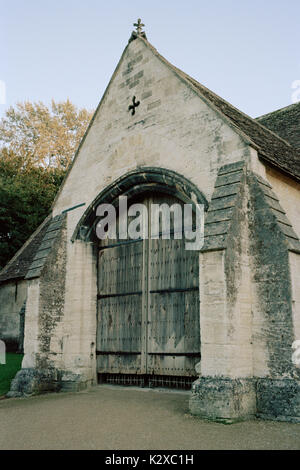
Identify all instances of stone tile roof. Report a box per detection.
[25,214,65,280]
[202,161,300,253]
[0,216,51,284]
[202,161,246,251]
[0,214,66,284]
[141,38,300,183]
[256,102,300,150]
[184,75,300,182]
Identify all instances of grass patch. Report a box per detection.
[0,353,23,397]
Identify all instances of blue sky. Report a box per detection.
[1,0,300,118]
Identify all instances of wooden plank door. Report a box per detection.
[97,241,144,374]
[146,194,200,376]
[96,192,200,378]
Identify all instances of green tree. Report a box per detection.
[0,100,93,170]
[0,149,65,269]
[0,101,93,269]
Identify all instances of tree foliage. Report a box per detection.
[0,100,93,170]
[0,100,93,269]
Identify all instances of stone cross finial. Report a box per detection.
[134,18,145,35]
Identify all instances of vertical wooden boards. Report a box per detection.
[96,192,200,379]
[97,241,143,373]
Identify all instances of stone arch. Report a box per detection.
[71,167,208,242]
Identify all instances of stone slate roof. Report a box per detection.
[202,161,300,253]
[0,216,51,284]
[256,102,300,150]
[0,214,66,284]
[25,214,65,280]
[140,37,300,183]
[202,161,245,251]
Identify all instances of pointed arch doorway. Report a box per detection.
[73,168,208,389]
[97,193,201,388]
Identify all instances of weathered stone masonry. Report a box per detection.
[190,161,300,422]
[1,26,299,422]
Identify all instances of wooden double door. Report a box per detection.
[96,193,200,382]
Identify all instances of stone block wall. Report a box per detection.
[190,162,300,422]
[52,36,251,234]
[0,280,27,351]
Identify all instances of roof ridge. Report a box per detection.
[256,101,300,121]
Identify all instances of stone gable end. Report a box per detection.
[52,37,250,235]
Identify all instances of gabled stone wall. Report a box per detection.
[52,37,251,235]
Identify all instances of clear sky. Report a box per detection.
[1,0,300,119]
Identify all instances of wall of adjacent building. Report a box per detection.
[265,165,300,238]
[0,280,27,351]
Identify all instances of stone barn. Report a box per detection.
[0,22,300,423]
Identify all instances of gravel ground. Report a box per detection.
[0,385,299,450]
